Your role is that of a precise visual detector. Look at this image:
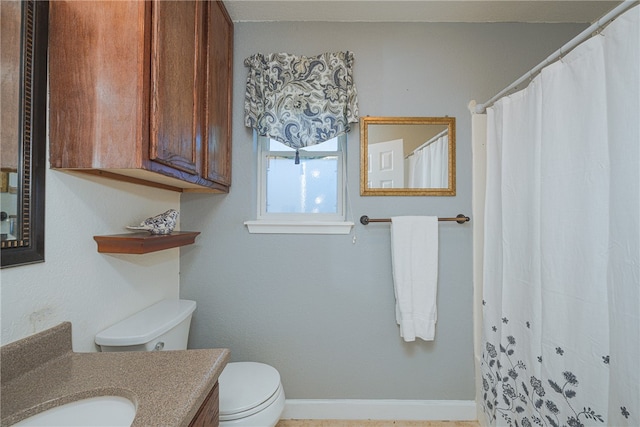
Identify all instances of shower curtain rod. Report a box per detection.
[360,214,470,225]
[406,128,449,158]
[474,0,639,114]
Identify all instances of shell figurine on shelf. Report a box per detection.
[126,209,179,235]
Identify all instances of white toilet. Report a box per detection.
[95,299,285,427]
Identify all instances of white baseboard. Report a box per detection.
[282,399,477,421]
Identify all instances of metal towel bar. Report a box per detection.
[359,214,470,225]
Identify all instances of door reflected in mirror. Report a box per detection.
[360,116,455,196]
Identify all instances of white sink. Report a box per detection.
[13,396,136,426]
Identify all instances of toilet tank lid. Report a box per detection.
[95,299,196,346]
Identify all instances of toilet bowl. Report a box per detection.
[218,362,285,426]
[95,299,285,427]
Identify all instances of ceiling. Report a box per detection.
[223,0,622,23]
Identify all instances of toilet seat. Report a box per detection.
[219,362,283,422]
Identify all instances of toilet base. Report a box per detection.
[219,382,285,427]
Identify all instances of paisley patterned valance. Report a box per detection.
[244,51,359,150]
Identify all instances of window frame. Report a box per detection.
[245,133,354,235]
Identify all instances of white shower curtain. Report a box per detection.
[408,133,448,188]
[481,5,639,427]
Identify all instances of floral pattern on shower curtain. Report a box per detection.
[480,5,639,427]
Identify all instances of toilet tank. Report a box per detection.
[95,299,196,352]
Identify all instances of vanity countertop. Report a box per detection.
[1,322,230,427]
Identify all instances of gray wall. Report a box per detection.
[180,22,585,400]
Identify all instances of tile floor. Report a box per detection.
[276,421,480,427]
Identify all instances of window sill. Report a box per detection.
[244,220,354,235]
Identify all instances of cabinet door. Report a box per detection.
[203,0,233,186]
[189,382,219,427]
[150,0,204,175]
[50,1,149,170]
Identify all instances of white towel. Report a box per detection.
[390,216,438,341]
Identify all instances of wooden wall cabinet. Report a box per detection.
[50,0,233,193]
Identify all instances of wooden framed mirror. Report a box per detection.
[1,0,48,267]
[360,116,455,196]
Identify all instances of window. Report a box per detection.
[260,136,344,219]
[244,134,353,234]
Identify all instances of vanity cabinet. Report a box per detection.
[49,0,233,193]
[189,381,220,426]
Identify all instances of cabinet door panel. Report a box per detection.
[150,0,202,175]
[50,1,148,169]
[188,382,219,427]
[204,0,232,185]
